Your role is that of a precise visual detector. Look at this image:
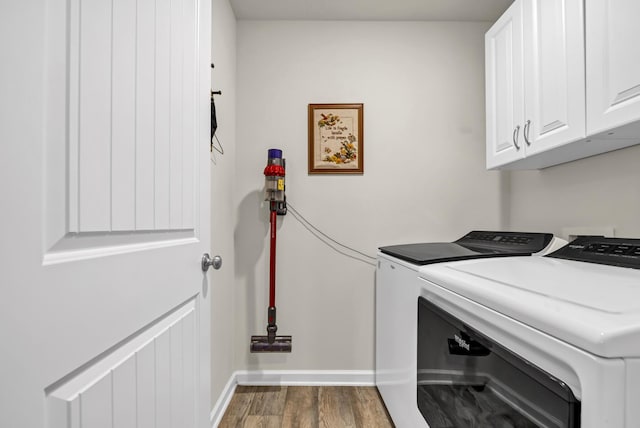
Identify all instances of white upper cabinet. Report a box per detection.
[524,0,586,156]
[486,0,586,169]
[485,1,526,169]
[586,0,640,136]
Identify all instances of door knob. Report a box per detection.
[202,253,222,271]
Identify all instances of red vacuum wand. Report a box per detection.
[250,149,292,353]
[269,208,277,310]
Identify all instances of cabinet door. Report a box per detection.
[587,0,640,135]
[524,0,586,155]
[485,0,526,169]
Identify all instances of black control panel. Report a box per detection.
[456,231,553,253]
[547,236,640,269]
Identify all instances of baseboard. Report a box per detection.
[209,369,376,427]
[209,374,238,428]
[235,369,375,386]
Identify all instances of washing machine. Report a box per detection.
[376,231,566,427]
[416,236,640,427]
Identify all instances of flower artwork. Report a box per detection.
[318,113,340,128]
[308,104,363,174]
[323,134,357,165]
[318,113,358,165]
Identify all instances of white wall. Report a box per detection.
[234,20,505,372]
[507,144,640,239]
[210,0,236,410]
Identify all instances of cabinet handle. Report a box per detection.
[524,120,531,146]
[512,125,521,150]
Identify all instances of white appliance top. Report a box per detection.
[418,237,640,358]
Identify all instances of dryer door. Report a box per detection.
[417,297,581,427]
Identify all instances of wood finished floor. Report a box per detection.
[218,386,395,428]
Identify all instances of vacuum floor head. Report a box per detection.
[250,335,292,353]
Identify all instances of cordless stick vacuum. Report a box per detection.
[250,149,292,353]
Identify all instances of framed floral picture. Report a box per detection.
[308,103,363,174]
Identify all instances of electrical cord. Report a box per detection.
[289,210,377,267]
[287,202,377,267]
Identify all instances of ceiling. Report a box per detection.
[230,0,514,22]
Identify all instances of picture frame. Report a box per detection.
[308,103,364,174]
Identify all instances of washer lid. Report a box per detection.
[418,256,640,358]
[378,231,553,265]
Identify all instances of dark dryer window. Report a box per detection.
[417,297,580,428]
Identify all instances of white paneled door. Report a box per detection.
[0,1,211,427]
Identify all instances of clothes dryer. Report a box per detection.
[416,236,640,427]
